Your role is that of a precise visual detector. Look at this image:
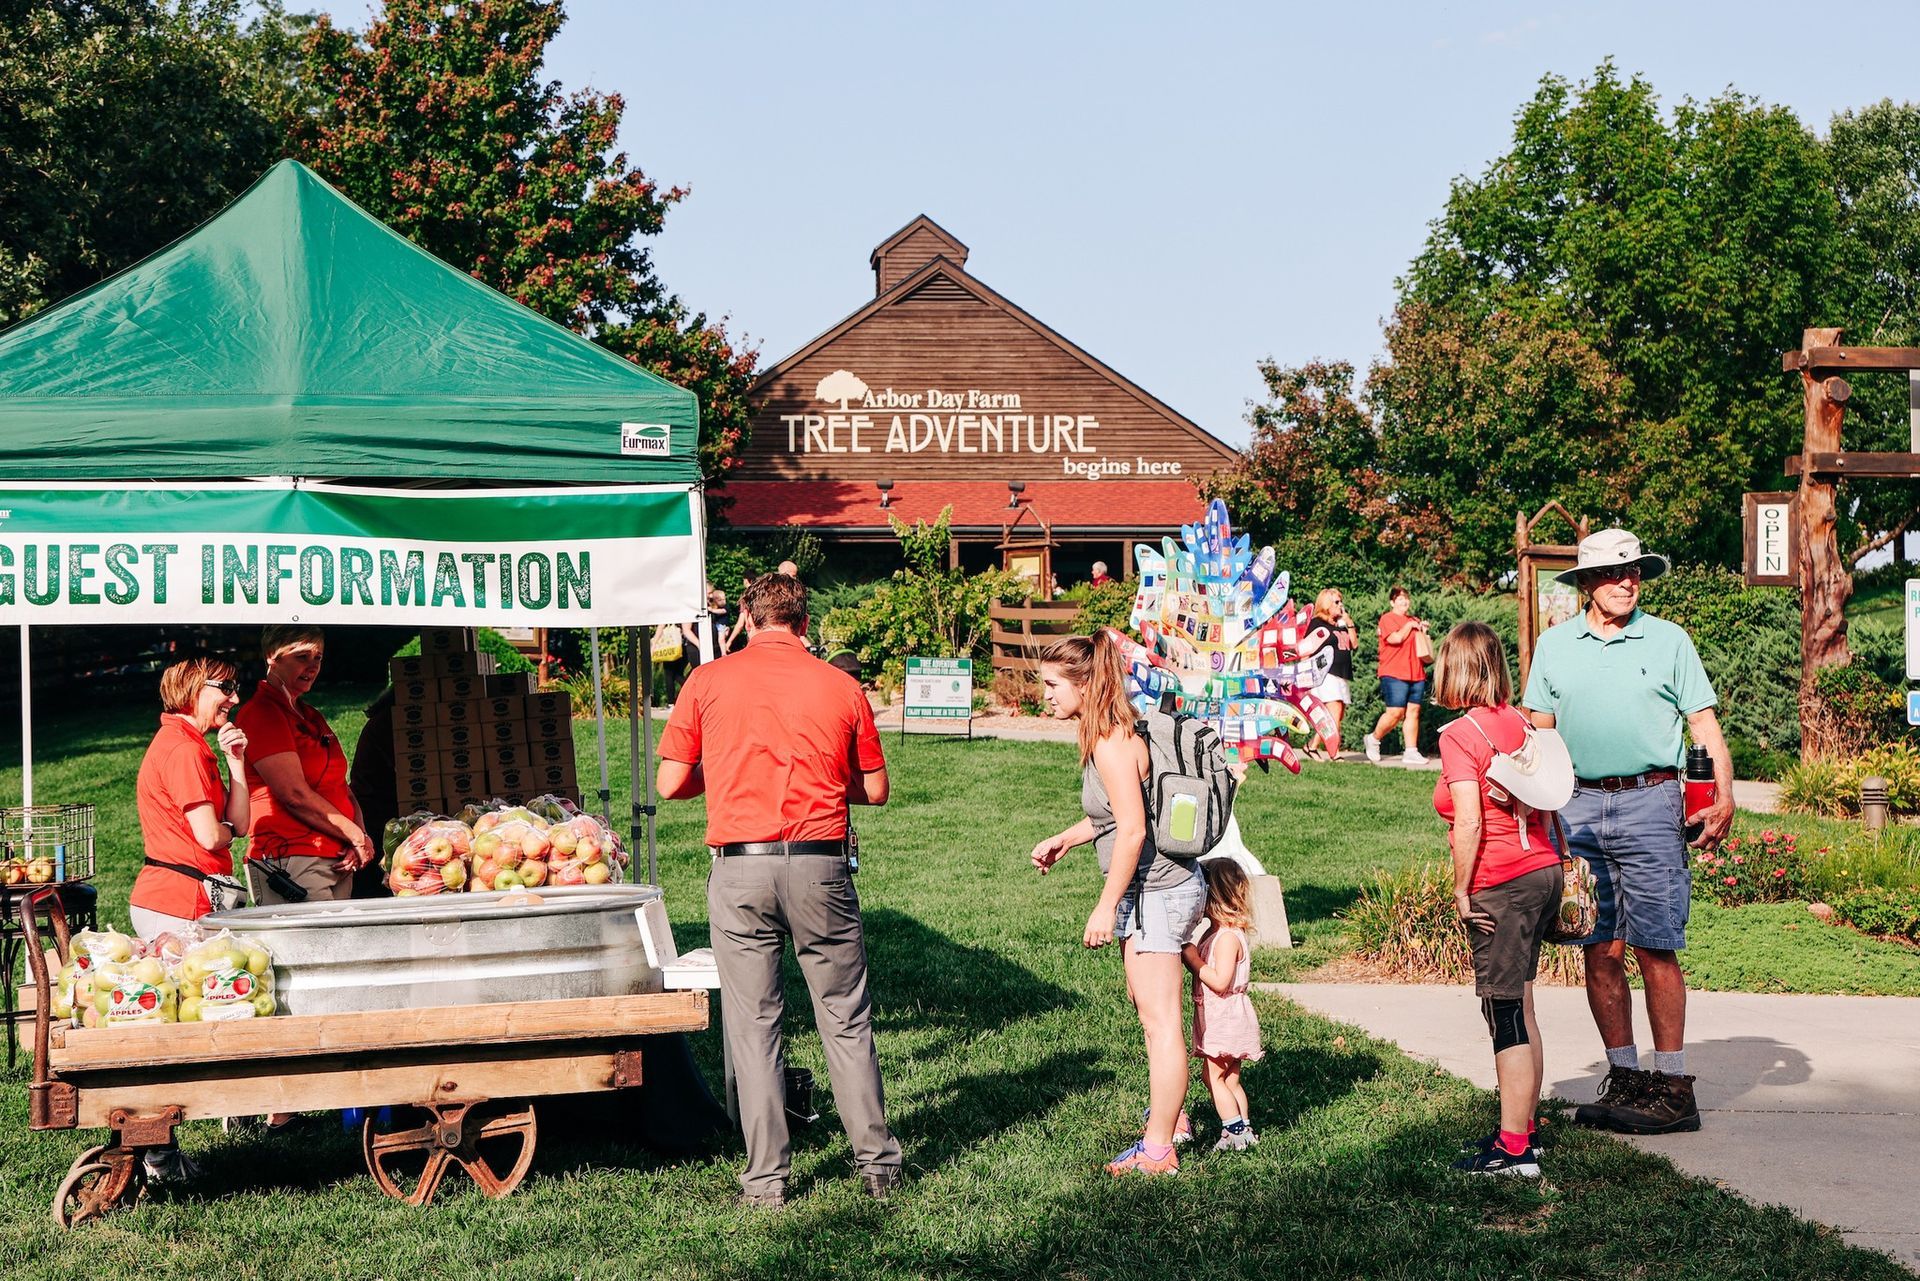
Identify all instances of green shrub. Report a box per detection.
[1065,579,1136,635]
[705,526,826,590]
[1806,663,1907,755]
[1339,861,1584,984]
[1727,735,1794,782]
[1830,885,1920,945]
[1778,743,1920,817]
[1693,828,1807,906]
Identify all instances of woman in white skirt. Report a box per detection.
[1301,587,1357,759]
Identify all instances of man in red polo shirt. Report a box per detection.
[657,573,899,1209]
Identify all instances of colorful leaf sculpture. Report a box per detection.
[1113,498,1337,774]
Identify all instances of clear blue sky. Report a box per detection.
[518,2,1920,446]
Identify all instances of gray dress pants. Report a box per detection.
[707,852,901,1196]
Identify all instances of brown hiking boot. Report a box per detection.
[1604,1072,1702,1135]
[1571,1065,1655,1129]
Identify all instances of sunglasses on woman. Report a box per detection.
[206,680,238,694]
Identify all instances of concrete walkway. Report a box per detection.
[1269,982,1920,1270]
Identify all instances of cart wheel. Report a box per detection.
[51,1149,141,1229]
[362,1100,537,1205]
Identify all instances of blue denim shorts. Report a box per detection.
[1115,873,1207,953]
[1561,778,1690,951]
[1380,676,1427,708]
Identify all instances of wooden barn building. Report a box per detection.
[722,216,1239,584]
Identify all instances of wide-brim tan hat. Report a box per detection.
[1555,528,1671,585]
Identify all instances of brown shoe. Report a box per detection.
[1571,1065,1655,1129]
[741,1184,787,1210]
[861,1168,903,1200]
[1604,1072,1702,1135]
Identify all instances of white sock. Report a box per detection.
[1605,1044,1639,1070]
[1650,1049,1685,1076]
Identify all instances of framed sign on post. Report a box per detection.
[902,656,973,739]
[1743,492,1798,587]
[1905,580,1920,683]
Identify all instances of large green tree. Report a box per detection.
[1369,64,1845,578]
[291,0,755,479]
[0,0,305,327]
[1199,359,1396,582]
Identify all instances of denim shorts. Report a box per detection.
[1560,778,1690,951]
[1114,873,1207,953]
[1380,676,1427,708]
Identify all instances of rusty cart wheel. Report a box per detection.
[51,1148,143,1229]
[362,1100,537,1205]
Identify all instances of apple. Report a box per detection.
[518,859,548,887]
[519,831,550,861]
[472,831,502,860]
[246,949,271,976]
[252,993,275,1017]
[396,888,418,897]
[493,868,525,891]
[441,861,468,890]
[548,827,578,857]
[577,838,604,865]
[496,842,524,870]
[133,958,166,985]
[424,836,455,866]
[583,863,612,885]
[179,997,202,1022]
[2,860,24,886]
[26,858,54,884]
[556,864,587,887]
[81,1005,102,1029]
[473,813,502,835]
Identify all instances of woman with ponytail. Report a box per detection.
[1031,629,1206,1175]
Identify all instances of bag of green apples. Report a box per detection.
[177,929,276,1021]
[55,928,142,1027]
[90,955,181,1027]
[387,819,473,895]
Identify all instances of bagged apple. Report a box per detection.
[387,819,473,895]
[526,793,578,826]
[383,810,437,859]
[546,814,622,887]
[176,929,276,1021]
[91,956,180,1027]
[471,817,550,892]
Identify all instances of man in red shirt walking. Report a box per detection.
[657,573,901,1208]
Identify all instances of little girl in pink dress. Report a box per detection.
[1183,859,1264,1151]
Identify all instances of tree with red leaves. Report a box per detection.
[293,0,754,479]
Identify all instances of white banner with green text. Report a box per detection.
[0,481,703,627]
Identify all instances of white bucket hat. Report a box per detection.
[1555,528,1671,585]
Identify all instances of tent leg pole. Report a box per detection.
[633,627,657,887]
[589,628,612,830]
[18,625,30,811]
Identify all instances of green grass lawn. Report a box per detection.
[0,702,1912,1278]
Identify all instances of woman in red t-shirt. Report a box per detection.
[128,657,251,939]
[1431,621,1564,1177]
[233,625,373,905]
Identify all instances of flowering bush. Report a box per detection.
[1693,828,1808,906]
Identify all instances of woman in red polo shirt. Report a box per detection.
[128,656,251,939]
[233,625,373,905]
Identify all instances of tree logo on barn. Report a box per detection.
[815,370,869,411]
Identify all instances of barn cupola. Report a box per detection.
[870,216,969,296]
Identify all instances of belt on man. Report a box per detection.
[716,840,850,857]
[1576,769,1679,792]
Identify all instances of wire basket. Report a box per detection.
[1,804,96,884]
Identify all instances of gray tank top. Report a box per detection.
[1082,756,1200,894]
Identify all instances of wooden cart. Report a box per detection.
[20,888,708,1226]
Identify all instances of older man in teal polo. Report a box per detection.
[1523,529,1733,1135]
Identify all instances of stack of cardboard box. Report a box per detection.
[390,628,577,814]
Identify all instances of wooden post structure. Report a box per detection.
[1794,327,1852,759]
[1515,501,1589,687]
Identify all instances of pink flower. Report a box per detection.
[1733,855,1745,865]
[1761,830,1779,843]
[1773,868,1787,878]
[1726,839,1741,851]
[1724,876,1739,886]
[1785,835,1797,845]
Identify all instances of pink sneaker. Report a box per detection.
[1107,1140,1179,1176]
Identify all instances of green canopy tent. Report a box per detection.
[0,160,705,880]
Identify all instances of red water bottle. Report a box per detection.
[1684,745,1715,841]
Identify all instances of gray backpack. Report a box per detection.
[1138,709,1237,858]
